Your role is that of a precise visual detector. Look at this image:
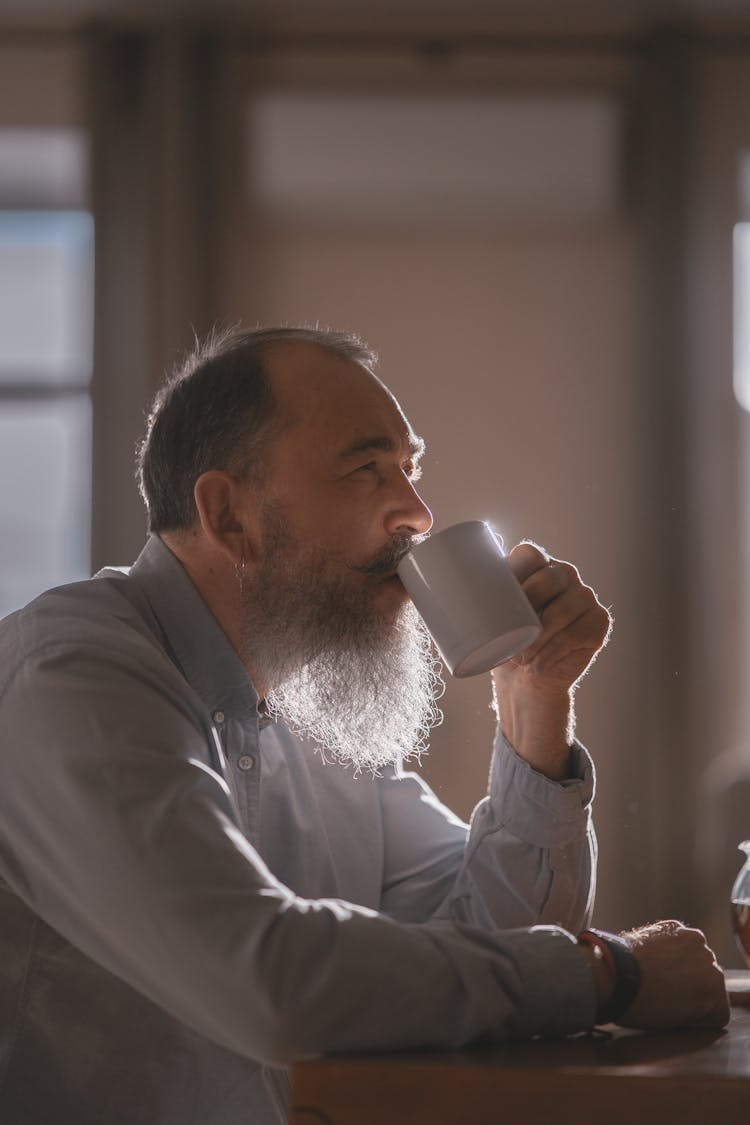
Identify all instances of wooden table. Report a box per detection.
[290,972,750,1124]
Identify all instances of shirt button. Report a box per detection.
[212,710,225,724]
[237,755,255,771]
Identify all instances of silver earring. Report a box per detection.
[235,555,246,601]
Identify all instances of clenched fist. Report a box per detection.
[619,920,730,1030]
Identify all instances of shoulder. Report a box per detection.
[0,573,214,765]
[0,572,171,694]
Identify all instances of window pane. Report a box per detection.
[246,93,619,230]
[0,128,89,209]
[734,222,750,412]
[0,395,91,617]
[0,210,93,385]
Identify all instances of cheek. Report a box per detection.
[278,485,385,568]
[324,507,379,553]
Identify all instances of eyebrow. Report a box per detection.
[337,433,426,462]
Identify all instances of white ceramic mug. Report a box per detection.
[396,520,542,677]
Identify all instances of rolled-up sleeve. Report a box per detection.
[379,731,595,934]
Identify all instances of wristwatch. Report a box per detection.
[577,928,642,1025]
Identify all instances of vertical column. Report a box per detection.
[145,28,229,381]
[86,28,231,570]
[87,30,153,569]
[629,28,696,920]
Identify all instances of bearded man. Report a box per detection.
[0,326,728,1125]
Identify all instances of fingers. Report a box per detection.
[683,927,731,1028]
[681,943,730,1029]
[506,541,552,584]
[519,607,611,676]
[694,964,731,1029]
[523,561,574,615]
[505,543,612,674]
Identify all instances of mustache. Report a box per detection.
[355,533,429,576]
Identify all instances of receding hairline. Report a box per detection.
[256,338,425,483]
[234,325,376,372]
[253,335,386,423]
[254,335,376,374]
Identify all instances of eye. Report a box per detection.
[404,460,423,483]
[350,460,383,482]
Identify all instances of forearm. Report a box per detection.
[492,673,575,781]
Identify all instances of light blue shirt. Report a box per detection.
[0,534,597,1124]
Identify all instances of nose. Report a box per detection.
[384,475,433,538]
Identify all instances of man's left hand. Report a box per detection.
[491,542,612,780]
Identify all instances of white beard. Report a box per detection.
[240,511,444,773]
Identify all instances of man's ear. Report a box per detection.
[193,471,262,566]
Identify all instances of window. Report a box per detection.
[734,220,750,412]
[0,130,93,617]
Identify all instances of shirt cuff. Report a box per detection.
[511,925,598,1038]
[482,730,595,849]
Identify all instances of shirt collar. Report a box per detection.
[121,533,259,723]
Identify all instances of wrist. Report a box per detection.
[577,940,615,1012]
[493,677,574,780]
[578,929,642,1025]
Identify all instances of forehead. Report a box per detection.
[262,341,418,454]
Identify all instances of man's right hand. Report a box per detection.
[617,920,730,1030]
